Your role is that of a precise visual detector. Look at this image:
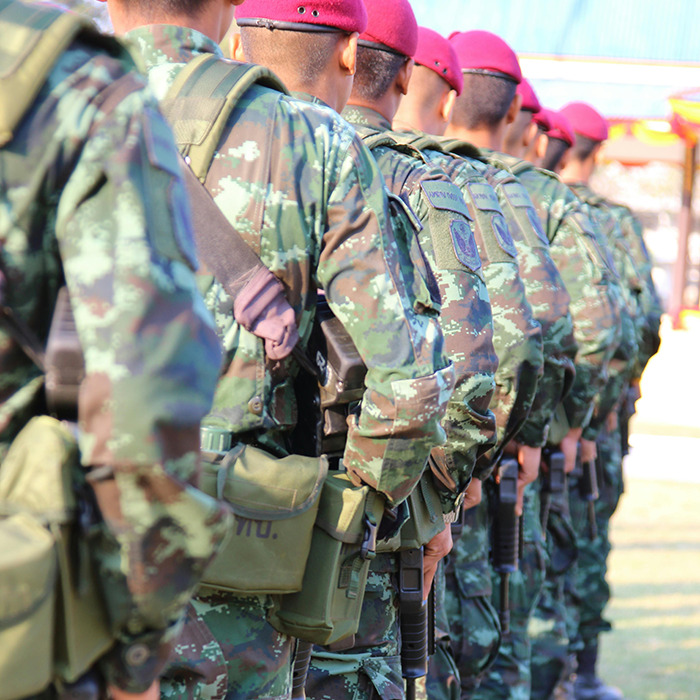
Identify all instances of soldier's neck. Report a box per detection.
[444,123,503,151]
[559,159,592,185]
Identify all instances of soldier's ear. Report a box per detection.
[396,58,414,96]
[440,89,457,125]
[505,93,522,126]
[231,32,246,61]
[339,32,359,76]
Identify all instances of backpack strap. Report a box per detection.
[361,130,429,164]
[438,137,484,161]
[0,1,111,146]
[160,55,289,182]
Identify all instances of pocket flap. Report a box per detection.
[0,513,56,627]
[202,445,328,521]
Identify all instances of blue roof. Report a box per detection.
[411,0,700,63]
[410,0,700,118]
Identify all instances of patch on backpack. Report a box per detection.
[527,208,550,245]
[421,180,472,220]
[492,214,518,257]
[450,219,481,271]
[503,181,532,209]
[467,182,502,213]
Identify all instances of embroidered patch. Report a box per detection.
[421,180,472,220]
[527,208,550,245]
[503,181,532,209]
[450,219,481,271]
[467,182,502,213]
[492,214,518,257]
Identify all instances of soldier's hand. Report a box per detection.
[606,411,618,433]
[462,478,482,511]
[109,681,159,700]
[560,427,583,474]
[422,526,452,599]
[580,438,597,463]
[516,444,541,516]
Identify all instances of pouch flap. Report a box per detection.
[0,513,56,627]
[202,445,328,521]
[314,473,384,543]
[0,415,77,523]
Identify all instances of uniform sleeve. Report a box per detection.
[405,170,498,512]
[55,73,228,692]
[316,136,454,506]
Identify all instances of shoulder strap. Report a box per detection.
[160,55,289,182]
[361,130,428,164]
[438,137,483,161]
[0,1,99,146]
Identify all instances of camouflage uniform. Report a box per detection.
[489,160,623,697]
[391,135,549,698]
[127,27,454,700]
[305,104,499,700]
[0,2,228,693]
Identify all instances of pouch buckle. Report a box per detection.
[360,514,378,561]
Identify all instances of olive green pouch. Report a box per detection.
[200,444,328,595]
[376,472,445,552]
[0,416,112,697]
[267,472,385,644]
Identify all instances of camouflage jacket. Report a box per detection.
[474,148,577,448]
[128,27,454,507]
[388,132,545,474]
[341,105,499,506]
[0,4,227,692]
[601,197,662,368]
[493,156,621,436]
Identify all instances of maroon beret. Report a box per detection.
[560,101,609,142]
[359,0,418,58]
[517,78,540,113]
[533,109,553,133]
[235,0,368,35]
[414,26,463,94]
[449,30,522,84]
[546,108,576,147]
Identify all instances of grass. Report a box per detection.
[597,477,700,700]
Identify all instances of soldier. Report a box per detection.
[236,2,504,696]
[102,0,456,698]
[0,1,231,698]
[394,27,576,699]
[557,101,660,700]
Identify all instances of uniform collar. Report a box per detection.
[341,104,392,132]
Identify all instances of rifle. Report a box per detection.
[399,548,432,700]
[540,449,566,534]
[492,458,519,634]
[56,671,102,700]
[291,640,313,700]
[579,458,599,540]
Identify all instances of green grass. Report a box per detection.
[597,478,700,700]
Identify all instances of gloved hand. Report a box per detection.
[233,266,299,360]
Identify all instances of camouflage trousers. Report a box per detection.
[439,497,501,698]
[529,485,578,700]
[161,589,294,700]
[472,483,546,700]
[307,554,404,700]
[566,422,624,649]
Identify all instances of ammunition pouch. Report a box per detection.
[0,417,112,699]
[199,433,328,596]
[267,472,385,645]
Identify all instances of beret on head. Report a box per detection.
[533,108,553,132]
[517,78,540,112]
[359,0,418,58]
[235,0,368,35]
[546,109,576,147]
[449,30,522,84]
[560,101,609,142]
[414,26,463,94]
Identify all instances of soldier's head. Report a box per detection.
[347,0,418,122]
[100,0,244,41]
[446,30,522,149]
[393,26,462,137]
[523,108,551,166]
[540,109,576,172]
[232,0,367,112]
[558,101,608,182]
[504,78,540,158]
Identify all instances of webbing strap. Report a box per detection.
[361,130,428,164]
[160,54,288,182]
[438,137,483,160]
